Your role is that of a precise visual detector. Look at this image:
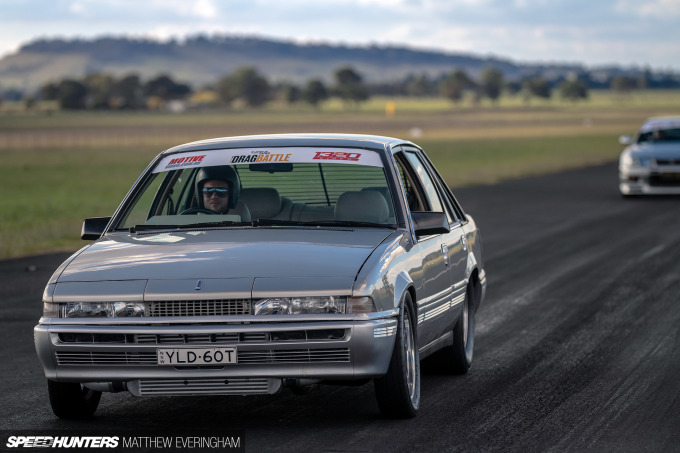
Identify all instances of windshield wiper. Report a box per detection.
[253,219,396,229]
[303,220,396,229]
[130,218,396,233]
[129,220,252,233]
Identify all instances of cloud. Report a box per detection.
[193,0,218,18]
[69,2,85,14]
[616,0,680,17]
[0,0,678,69]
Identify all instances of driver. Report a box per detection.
[194,166,250,220]
[202,179,230,213]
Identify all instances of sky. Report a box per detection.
[1,0,679,70]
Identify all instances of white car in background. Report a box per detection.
[619,117,680,196]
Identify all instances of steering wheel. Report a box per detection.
[179,207,216,215]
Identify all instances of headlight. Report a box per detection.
[254,296,346,315]
[42,302,146,318]
[65,302,112,318]
[622,154,652,167]
[253,296,376,315]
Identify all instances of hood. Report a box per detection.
[628,142,680,159]
[54,227,392,283]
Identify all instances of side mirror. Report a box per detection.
[81,217,111,240]
[411,211,450,237]
[619,135,633,145]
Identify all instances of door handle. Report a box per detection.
[441,243,449,266]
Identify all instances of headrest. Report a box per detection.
[334,191,389,224]
[239,188,282,219]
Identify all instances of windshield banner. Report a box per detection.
[153,147,384,173]
[640,118,680,133]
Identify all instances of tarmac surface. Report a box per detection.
[1,162,679,452]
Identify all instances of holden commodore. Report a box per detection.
[35,134,487,419]
[619,116,680,196]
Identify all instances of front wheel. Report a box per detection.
[374,293,420,418]
[47,380,101,419]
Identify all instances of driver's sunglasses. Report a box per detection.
[202,187,229,198]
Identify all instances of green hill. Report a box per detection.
[0,35,576,91]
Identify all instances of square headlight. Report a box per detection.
[254,296,347,315]
[253,296,375,315]
[47,302,147,318]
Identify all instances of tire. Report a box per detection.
[374,293,420,418]
[47,380,101,419]
[437,283,475,374]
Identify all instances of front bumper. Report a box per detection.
[620,165,680,195]
[34,314,398,395]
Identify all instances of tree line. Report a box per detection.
[32,66,365,111]
[8,64,674,111]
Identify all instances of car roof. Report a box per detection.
[641,117,680,133]
[162,133,418,156]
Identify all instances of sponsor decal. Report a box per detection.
[152,147,383,173]
[313,151,361,161]
[230,150,291,164]
[164,154,206,170]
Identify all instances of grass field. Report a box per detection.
[1,90,679,259]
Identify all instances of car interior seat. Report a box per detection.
[334,191,389,224]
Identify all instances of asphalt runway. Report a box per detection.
[2,161,679,452]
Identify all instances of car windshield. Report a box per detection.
[115,147,397,230]
[637,127,680,143]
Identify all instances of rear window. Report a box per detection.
[236,163,388,206]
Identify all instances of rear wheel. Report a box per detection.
[437,283,475,374]
[374,293,420,418]
[47,380,101,419]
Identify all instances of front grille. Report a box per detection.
[134,332,267,344]
[149,299,251,317]
[55,348,351,366]
[59,330,345,345]
[655,159,680,166]
[649,173,680,186]
[55,351,157,365]
[137,378,271,396]
[238,348,351,363]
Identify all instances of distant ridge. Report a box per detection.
[0,34,589,91]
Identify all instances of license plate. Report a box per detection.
[157,347,237,365]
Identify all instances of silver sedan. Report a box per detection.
[619,117,680,196]
[35,134,487,419]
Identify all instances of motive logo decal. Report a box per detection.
[230,150,291,163]
[164,154,206,170]
[313,151,361,161]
